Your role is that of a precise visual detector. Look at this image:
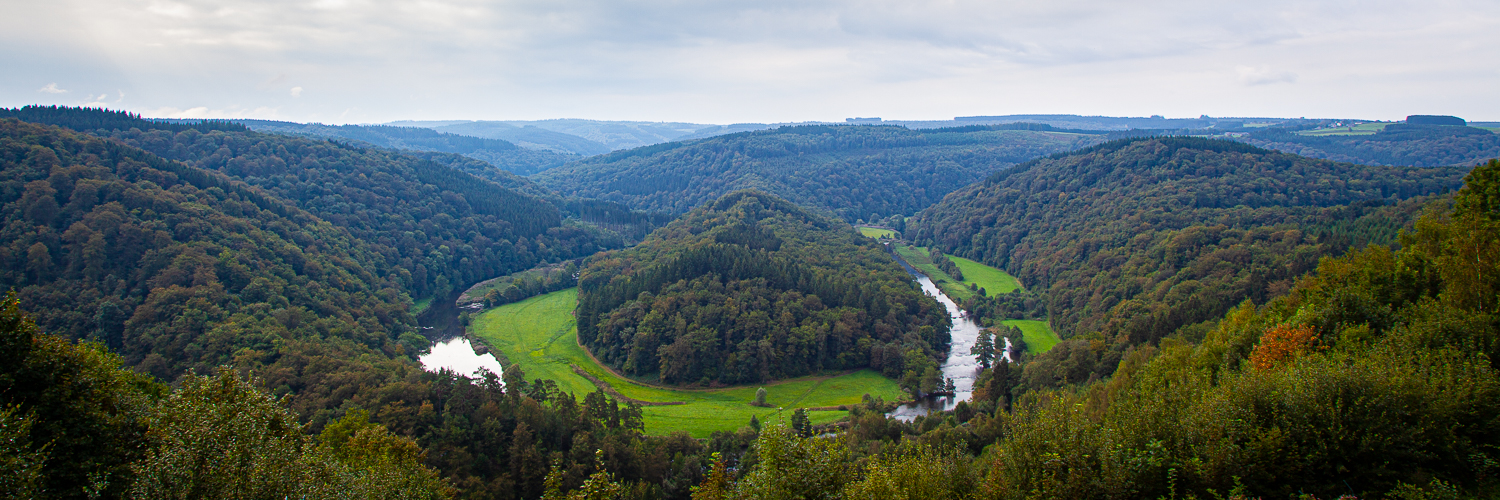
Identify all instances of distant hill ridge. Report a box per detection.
[532,123,1104,221]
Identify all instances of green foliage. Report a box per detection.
[534,124,1101,221]
[974,167,1500,499]
[841,443,978,500]
[0,292,160,499]
[0,404,46,499]
[913,137,1466,390]
[0,118,413,383]
[463,261,581,308]
[729,425,851,500]
[130,369,311,499]
[578,191,949,385]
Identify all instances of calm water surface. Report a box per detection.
[419,336,505,380]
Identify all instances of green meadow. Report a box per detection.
[950,255,1023,295]
[891,244,1060,354]
[1003,319,1060,354]
[857,226,898,239]
[469,288,905,438]
[893,244,1026,300]
[1297,122,1390,136]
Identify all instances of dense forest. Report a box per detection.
[912,137,1468,388]
[5,103,1499,500]
[577,190,951,386]
[0,116,744,499]
[1243,123,1500,167]
[0,106,627,301]
[679,159,1500,500]
[533,124,1103,221]
[233,119,581,176]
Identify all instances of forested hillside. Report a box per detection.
[912,137,1467,386]
[27,113,622,300]
[1244,123,1500,167]
[0,117,744,499]
[694,160,1500,500]
[234,119,579,175]
[577,191,950,386]
[533,124,1102,221]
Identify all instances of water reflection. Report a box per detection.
[419,336,505,381]
[887,274,986,421]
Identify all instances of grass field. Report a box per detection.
[1297,122,1390,136]
[950,256,1023,295]
[1003,319,1060,354]
[857,226,898,239]
[893,244,1026,300]
[892,244,974,300]
[469,289,905,437]
[411,297,433,316]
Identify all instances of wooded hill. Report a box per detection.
[232,119,580,175]
[0,106,630,303]
[532,124,1103,222]
[911,137,1468,386]
[1243,122,1500,167]
[577,190,951,386]
[0,116,747,499]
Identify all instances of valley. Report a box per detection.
[1,105,1496,499]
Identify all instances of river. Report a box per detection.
[886,246,1000,421]
[418,335,506,380]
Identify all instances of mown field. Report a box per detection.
[1002,319,1060,354]
[1296,122,1390,136]
[856,226,898,238]
[950,255,1023,295]
[469,288,905,437]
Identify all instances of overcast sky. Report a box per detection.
[2,0,1497,124]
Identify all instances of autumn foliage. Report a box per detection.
[1249,323,1321,371]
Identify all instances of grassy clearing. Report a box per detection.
[470,288,905,438]
[893,244,1025,300]
[1003,319,1060,354]
[411,297,433,316]
[857,226,897,239]
[950,256,1023,295]
[893,244,974,300]
[1297,122,1390,136]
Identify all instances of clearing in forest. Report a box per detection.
[469,288,905,437]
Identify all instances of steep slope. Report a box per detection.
[76,120,620,300]
[0,117,412,380]
[533,124,1102,221]
[576,191,950,386]
[912,137,1468,358]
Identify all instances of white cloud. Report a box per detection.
[1237,66,1298,86]
[37,83,67,93]
[289,86,302,97]
[4,0,1498,122]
